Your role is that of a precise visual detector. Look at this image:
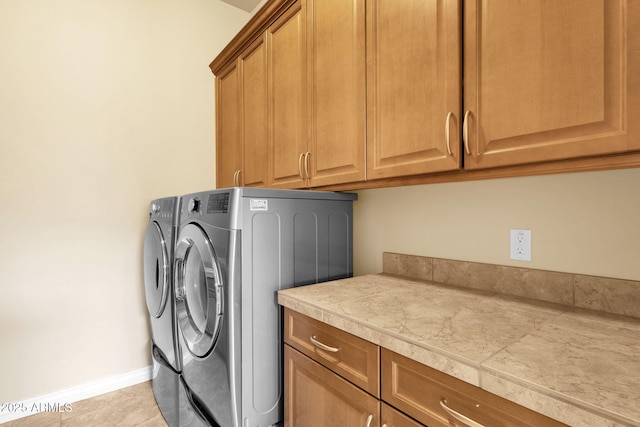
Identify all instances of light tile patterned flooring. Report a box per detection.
[1,382,168,427]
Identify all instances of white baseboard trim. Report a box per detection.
[0,365,152,424]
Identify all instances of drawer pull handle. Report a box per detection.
[304,152,311,179]
[365,414,373,427]
[462,110,471,155]
[309,336,339,353]
[445,112,453,156]
[298,153,305,179]
[440,399,485,427]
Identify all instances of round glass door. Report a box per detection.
[143,221,169,318]
[174,223,223,358]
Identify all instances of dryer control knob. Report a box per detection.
[151,203,160,214]
[188,198,200,213]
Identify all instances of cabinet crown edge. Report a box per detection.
[209,0,298,75]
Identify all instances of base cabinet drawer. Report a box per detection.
[284,307,380,396]
[381,349,568,427]
[282,308,569,427]
[284,345,380,427]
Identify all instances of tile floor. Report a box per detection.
[1,382,168,427]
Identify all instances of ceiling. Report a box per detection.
[219,0,263,12]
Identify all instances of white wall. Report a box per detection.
[2,0,639,406]
[354,168,640,281]
[0,0,249,402]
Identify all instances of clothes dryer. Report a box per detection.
[143,197,182,426]
[173,188,356,427]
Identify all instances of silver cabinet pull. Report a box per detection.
[440,399,485,427]
[309,335,339,352]
[298,153,305,179]
[365,414,373,427]
[233,170,242,187]
[304,152,311,179]
[462,110,471,155]
[445,112,453,156]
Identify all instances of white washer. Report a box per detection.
[143,197,181,426]
[174,188,356,426]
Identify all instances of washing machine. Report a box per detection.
[173,187,357,427]
[143,197,182,426]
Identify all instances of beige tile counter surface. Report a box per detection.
[278,274,640,427]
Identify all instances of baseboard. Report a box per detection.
[0,365,152,424]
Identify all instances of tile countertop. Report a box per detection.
[277,274,640,427]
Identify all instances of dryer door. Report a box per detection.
[143,221,170,318]
[174,223,223,358]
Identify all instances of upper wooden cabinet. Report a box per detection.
[239,35,269,187]
[215,35,268,188]
[463,0,640,170]
[367,0,462,180]
[269,1,308,189]
[212,0,640,190]
[215,0,366,190]
[271,0,366,189]
[216,61,242,188]
[306,0,366,187]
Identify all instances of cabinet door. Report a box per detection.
[239,35,268,187]
[216,61,241,188]
[381,403,424,427]
[307,0,366,187]
[269,1,308,189]
[367,0,462,180]
[284,345,380,427]
[463,0,640,169]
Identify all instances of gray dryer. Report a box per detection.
[173,188,356,427]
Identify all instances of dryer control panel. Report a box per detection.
[207,192,230,214]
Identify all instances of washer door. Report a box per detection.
[143,221,170,318]
[174,223,223,358]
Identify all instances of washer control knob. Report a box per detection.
[188,198,200,213]
[151,203,160,214]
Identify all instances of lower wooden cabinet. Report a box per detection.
[381,403,422,427]
[283,307,379,396]
[382,349,568,427]
[284,345,380,427]
[283,308,568,427]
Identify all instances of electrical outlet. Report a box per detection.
[510,229,532,261]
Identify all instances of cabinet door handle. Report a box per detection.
[298,153,305,179]
[233,170,242,187]
[445,112,453,156]
[365,414,373,427]
[309,335,339,352]
[440,399,485,427]
[462,110,471,155]
[304,152,311,179]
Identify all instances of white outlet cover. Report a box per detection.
[510,229,532,261]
